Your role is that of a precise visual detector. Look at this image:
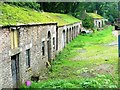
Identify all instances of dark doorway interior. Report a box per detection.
[69,28,71,41]
[99,22,101,28]
[47,31,51,63]
[11,54,20,88]
[56,28,58,50]
[66,29,68,43]
[62,30,65,48]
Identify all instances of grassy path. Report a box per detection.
[22,26,118,88]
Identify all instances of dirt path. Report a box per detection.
[69,31,118,78]
[72,31,118,61]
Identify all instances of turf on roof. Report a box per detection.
[0,3,81,26]
[87,13,103,19]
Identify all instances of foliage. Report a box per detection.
[87,13,103,19]
[0,3,81,26]
[5,2,40,11]
[38,2,118,23]
[21,74,117,89]
[2,2,118,25]
[82,16,94,29]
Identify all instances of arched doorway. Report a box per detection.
[74,26,75,38]
[72,27,74,40]
[79,24,82,34]
[66,29,68,43]
[56,28,58,50]
[99,22,101,28]
[69,28,71,41]
[47,31,51,63]
[62,30,65,48]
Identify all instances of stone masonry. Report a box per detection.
[0,21,82,88]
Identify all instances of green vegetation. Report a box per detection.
[87,13,103,19]
[38,2,118,23]
[82,16,94,29]
[82,13,103,29]
[21,26,118,89]
[5,2,40,11]
[0,3,81,26]
[3,2,118,23]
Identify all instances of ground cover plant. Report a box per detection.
[21,26,118,89]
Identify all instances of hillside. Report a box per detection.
[0,3,81,26]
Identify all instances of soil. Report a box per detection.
[93,64,114,74]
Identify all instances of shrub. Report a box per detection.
[82,16,94,29]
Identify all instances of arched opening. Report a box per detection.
[62,30,65,48]
[99,22,101,28]
[56,28,58,50]
[79,24,82,34]
[76,26,78,36]
[72,27,74,40]
[47,31,51,63]
[74,26,75,38]
[102,20,103,27]
[69,28,71,41]
[66,29,69,43]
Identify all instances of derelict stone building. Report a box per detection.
[0,12,82,88]
[84,10,106,29]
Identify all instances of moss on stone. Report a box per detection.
[87,13,103,19]
[0,3,81,26]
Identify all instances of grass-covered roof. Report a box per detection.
[87,13,103,19]
[0,3,81,26]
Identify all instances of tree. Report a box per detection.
[5,2,119,23]
[82,16,94,29]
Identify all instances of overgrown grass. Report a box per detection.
[0,3,81,26]
[21,26,118,89]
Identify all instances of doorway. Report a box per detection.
[66,29,68,43]
[62,30,65,48]
[69,28,71,41]
[99,22,101,28]
[11,54,20,88]
[47,31,51,63]
[56,28,58,50]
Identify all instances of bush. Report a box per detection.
[82,16,94,29]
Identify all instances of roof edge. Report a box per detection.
[0,22,57,28]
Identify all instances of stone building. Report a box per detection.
[57,22,82,52]
[0,12,82,88]
[84,10,105,28]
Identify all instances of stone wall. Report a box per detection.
[94,19,104,28]
[57,22,82,52]
[0,27,13,88]
[0,23,57,88]
[0,21,82,88]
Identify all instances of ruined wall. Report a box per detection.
[57,22,82,52]
[19,24,57,84]
[0,27,13,88]
[0,21,82,88]
[0,23,57,88]
[94,19,104,28]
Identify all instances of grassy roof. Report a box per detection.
[0,3,81,26]
[87,13,103,19]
